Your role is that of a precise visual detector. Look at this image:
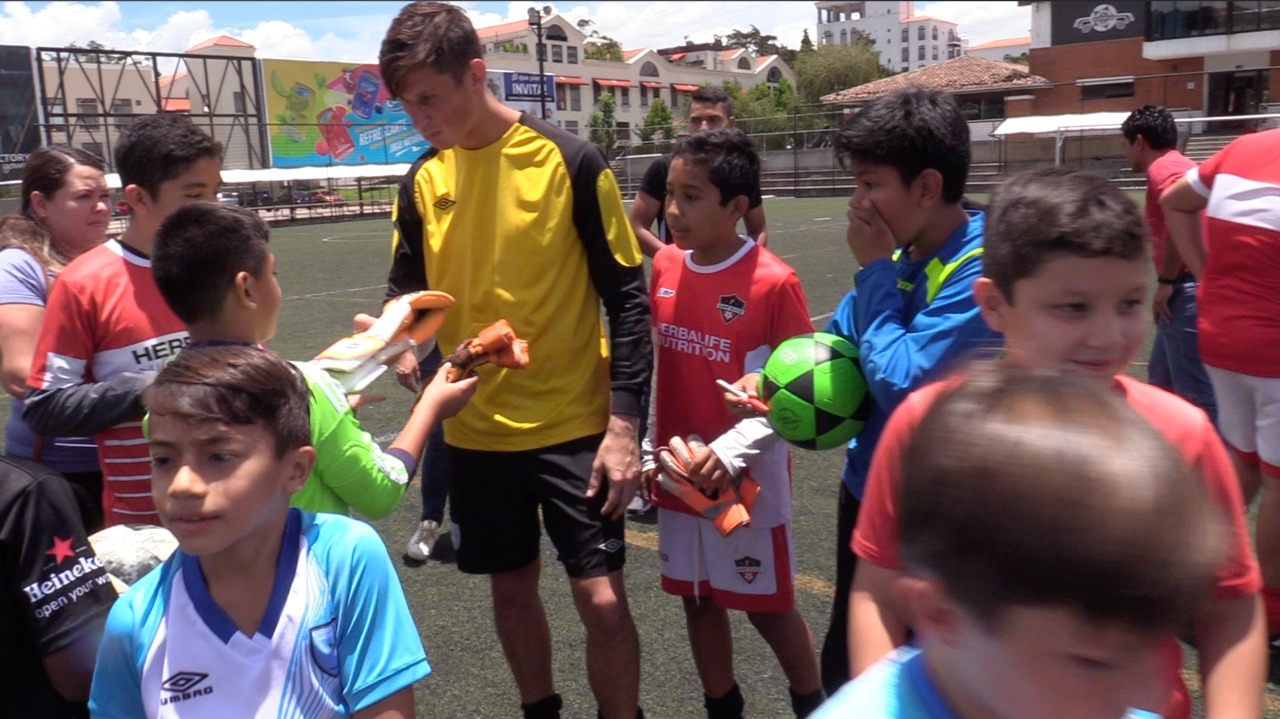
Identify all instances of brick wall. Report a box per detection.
[1028,37,1205,115]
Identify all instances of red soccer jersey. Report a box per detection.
[1144,150,1196,273]
[28,241,188,525]
[853,372,1260,719]
[1186,129,1280,377]
[648,240,813,527]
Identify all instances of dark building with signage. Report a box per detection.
[0,45,40,183]
[1020,1,1279,119]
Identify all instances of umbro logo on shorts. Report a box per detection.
[434,197,456,211]
[598,539,624,554]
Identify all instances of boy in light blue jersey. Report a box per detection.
[814,363,1226,719]
[89,346,465,717]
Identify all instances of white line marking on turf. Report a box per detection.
[810,311,833,324]
[284,284,383,301]
[813,217,832,221]
[320,232,387,243]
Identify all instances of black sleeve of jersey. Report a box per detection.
[566,141,653,417]
[385,152,436,301]
[6,460,115,657]
[637,155,668,203]
[23,371,155,436]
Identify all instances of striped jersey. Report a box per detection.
[27,240,187,525]
[88,510,429,718]
[1184,129,1280,377]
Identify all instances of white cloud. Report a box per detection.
[0,1,131,48]
[917,1,1032,45]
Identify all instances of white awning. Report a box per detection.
[102,163,414,189]
[992,112,1133,137]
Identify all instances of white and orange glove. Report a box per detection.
[313,290,455,393]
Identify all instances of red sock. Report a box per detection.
[1263,586,1280,636]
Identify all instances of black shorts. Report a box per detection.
[446,433,625,578]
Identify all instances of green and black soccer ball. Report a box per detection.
[760,332,872,451]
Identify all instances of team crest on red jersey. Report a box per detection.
[734,555,762,584]
[717,294,746,323]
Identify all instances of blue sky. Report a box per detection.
[0,2,1031,62]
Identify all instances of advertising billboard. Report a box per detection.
[0,45,39,183]
[262,58,425,168]
[488,70,556,122]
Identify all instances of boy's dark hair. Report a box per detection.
[145,346,309,458]
[983,168,1147,300]
[690,85,733,117]
[153,204,271,325]
[1121,105,1177,151]
[670,128,760,207]
[835,86,969,203]
[900,362,1224,634]
[381,1,482,98]
[114,115,222,200]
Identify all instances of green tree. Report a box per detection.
[792,40,887,104]
[1003,51,1029,65]
[637,97,674,143]
[799,29,815,55]
[584,36,622,61]
[588,91,618,156]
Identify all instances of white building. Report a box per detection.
[814,1,966,73]
[476,11,795,143]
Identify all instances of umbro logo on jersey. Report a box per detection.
[433,197,456,211]
[657,287,675,298]
[159,671,213,705]
[717,294,746,324]
[734,555,762,584]
[598,539,624,554]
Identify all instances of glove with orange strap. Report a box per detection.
[443,319,530,382]
[313,290,455,393]
[654,434,761,537]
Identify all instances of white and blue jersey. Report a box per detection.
[89,510,429,718]
[811,646,1160,719]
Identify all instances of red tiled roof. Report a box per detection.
[186,35,253,52]
[161,97,190,112]
[719,49,743,59]
[969,36,1031,51]
[476,18,530,38]
[755,55,773,68]
[821,55,1049,103]
[158,70,188,87]
[622,49,645,62]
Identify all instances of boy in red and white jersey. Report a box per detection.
[641,128,823,718]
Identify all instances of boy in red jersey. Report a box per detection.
[848,169,1265,719]
[641,128,823,718]
[24,115,223,526]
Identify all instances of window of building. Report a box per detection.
[932,25,938,40]
[232,91,246,114]
[958,94,1007,121]
[552,44,563,62]
[933,45,939,60]
[901,26,909,42]
[1079,80,1135,101]
[616,121,630,144]
[737,56,751,69]
[918,45,925,60]
[556,85,567,110]
[593,84,601,104]
[902,46,909,62]
[565,120,579,136]
[1148,0,1230,39]
[570,85,581,111]
[620,87,630,107]
[840,29,848,44]
[767,66,782,83]
[823,30,833,44]
[81,141,103,158]
[1227,0,1280,31]
[918,24,925,40]
[545,24,568,41]
[567,46,578,63]
[76,98,100,128]
[640,61,659,77]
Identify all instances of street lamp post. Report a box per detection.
[527,7,547,121]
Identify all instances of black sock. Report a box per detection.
[704,683,745,719]
[522,693,562,719]
[790,687,826,718]
[596,709,645,719]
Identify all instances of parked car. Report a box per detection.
[113,200,131,217]
[277,191,314,206]
[217,192,241,206]
[310,189,345,205]
[238,190,274,208]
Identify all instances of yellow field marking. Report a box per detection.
[626,526,835,597]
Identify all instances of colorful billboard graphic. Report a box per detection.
[262,58,424,168]
[262,59,555,168]
[0,45,39,183]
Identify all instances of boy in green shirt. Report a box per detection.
[152,202,476,518]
